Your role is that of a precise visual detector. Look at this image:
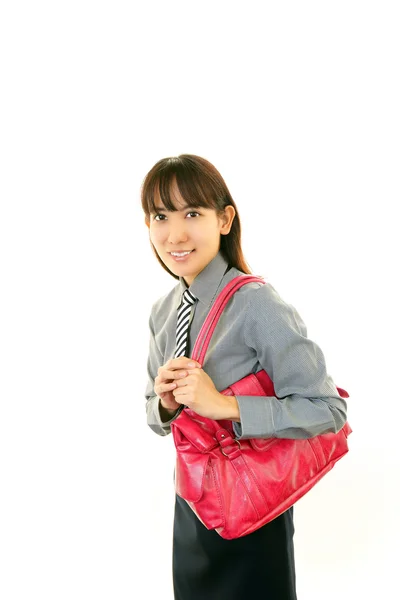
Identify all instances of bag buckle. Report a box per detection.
[220,438,241,457]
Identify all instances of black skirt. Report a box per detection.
[172,494,297,600]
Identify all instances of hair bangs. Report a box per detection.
[174,169,223,211]
[142,157,224,218]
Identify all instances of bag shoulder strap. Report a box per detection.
[191,274,265,365]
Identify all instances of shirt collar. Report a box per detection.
[176,252,230,309]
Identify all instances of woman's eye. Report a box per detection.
[186,211,200,218]
[154,214,166,221]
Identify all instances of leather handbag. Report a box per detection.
[170,275,351,540]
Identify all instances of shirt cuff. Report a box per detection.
[146,396,182,436]
[232,421,243,438]
[156,398,183,428]
[232,395,275,439]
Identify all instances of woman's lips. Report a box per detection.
[169,250,195,262]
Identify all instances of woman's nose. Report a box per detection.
[167,223,188,245]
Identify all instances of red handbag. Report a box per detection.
[170,275,351,540]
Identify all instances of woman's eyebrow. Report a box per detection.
[153,203,198,212]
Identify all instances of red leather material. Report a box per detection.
[224,371,269,397]
[171,275,352,540]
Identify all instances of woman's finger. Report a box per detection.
[157,368,189,381]
[155,381,177,395]
[164,358,201,370]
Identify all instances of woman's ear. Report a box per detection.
[220,205,236,235]
[145,217,150,229]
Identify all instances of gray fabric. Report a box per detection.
[145,251,347,439]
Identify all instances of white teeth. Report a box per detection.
[171,251,192,257]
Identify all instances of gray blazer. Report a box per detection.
[145,252,347,439]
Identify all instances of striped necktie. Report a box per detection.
[174,288,197,358]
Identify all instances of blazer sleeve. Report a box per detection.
[233,284,348,440]
[145,311,179,436]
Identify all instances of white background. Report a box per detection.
[0,1,398,598]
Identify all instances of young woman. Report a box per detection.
[141,154,348,600]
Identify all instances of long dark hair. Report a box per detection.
[140,154,252,279]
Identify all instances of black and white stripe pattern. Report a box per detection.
[174,289,197,358]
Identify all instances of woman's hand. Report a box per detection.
[154,357,201,413]
[172,365,240,421]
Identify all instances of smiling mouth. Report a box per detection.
[169,250,194,257]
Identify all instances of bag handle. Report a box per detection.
[191,275,265,365]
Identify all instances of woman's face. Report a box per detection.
[147,181,235,286]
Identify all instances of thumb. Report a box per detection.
[188,359,202,368]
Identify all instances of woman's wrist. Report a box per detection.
[221,394,241,422]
